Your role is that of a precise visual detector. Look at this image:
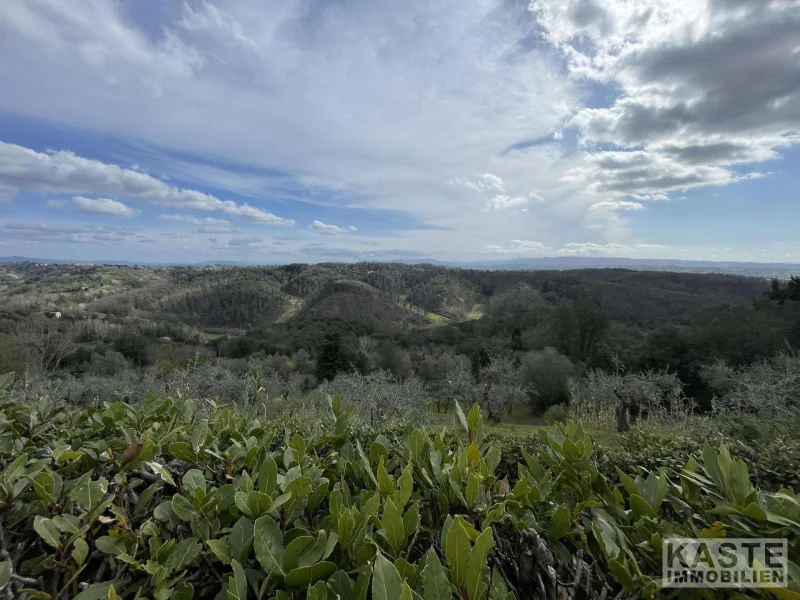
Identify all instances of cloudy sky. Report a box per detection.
[0,0,798,263]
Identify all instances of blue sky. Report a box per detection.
[0,0,798,263]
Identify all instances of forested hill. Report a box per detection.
[0,261,768,328]
[2,261,797,412]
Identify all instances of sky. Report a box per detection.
[0,0,798,264]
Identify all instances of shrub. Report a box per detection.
[0,376,798,599]
[542,403,568,424]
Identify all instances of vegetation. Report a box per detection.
[0,373,798,599]
[1,261,799,598]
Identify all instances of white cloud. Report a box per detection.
[72,196,139,217]
[487,239,550,254]
[533,0,800,200]
[311,220,348,236]
[485,195,529,210]
[0,142,294,226]
[589,200,644,212]
[449,173,508,192]
[348,225,357,231]
[557,242,667,255]
[159,213,230,226]
[0,0,796,261]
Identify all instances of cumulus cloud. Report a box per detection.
[311,220,348,236]
[159,213,230,226]
[486,240,551,254]
[0,222,137,245]
[533,0,800,199]
[0,142,294,226]
[557,242,667,255]
[589,200,644,212]
[72,196,139,217]
[485,195,530,211]
[348,225,357,231]
[449,174,508,192]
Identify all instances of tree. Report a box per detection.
[316,332,350,381]
[519,347,575,413]
[11,316,78,375]
[479,354,529,422]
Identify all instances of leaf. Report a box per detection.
[33,516,61,549]
[95,536,127,556]
[258,456,278,495]
[228,517,254,563]
[147,462,175,487]
[608,558,634,592]
[0,561,11,590]
[183,469,207,495]
[168,537,202,571]
[207,539,233,565]
[381,498,406,554]
[71,477,108,511]
[454,400,469,434]
[191,420,209,453]
[547,506,571,540]
[408,429,426,462]
[373,554,403,600]
[172,494,198,521]
[629,494,656,519]
[228,559,249,600]
[308,581,327,600]
[444,517,472,586]
[283,535,314,573]
[422,549,451,600]
[253,516,284,579]
[73,580,130,600]
[283,562,336,588]
[72,538,89,567]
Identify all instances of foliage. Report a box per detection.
[0,381,799,599]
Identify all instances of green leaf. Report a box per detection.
[0,561,11,590]
[283,562,336,588]
[381,498,406,554]
[228,560,249,600]
[408,429,426,462]
[168,537,202,571]
[191,420,209,453]
[228,517,254,563]
[172,494,198,521]
[72,538,89,567]
[373,554,403,600]
[73,581,130,600]
[630,494,656,519]
[253,516,284,579]
[547,505,571,540]
[258,456,278,495]
[183,469,207,495]
[283,535,314,573]
[308,581,327,600]
[147,462,175,487]
[454,400,469,434]
[444,517,472,586]
[95,536,127,556]
[33,516,61,549]
[422,549,451,600]
[608,558,634,592]
[207,539,233,565]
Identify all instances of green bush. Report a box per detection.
[0,375,798,599]
[542,403,568,424]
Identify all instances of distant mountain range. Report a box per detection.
[1,254,798,278]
